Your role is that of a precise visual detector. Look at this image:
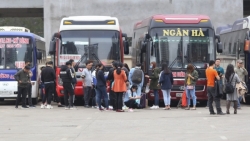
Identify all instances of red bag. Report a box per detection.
[181,91,187,107]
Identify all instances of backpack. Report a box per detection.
[131,68,143,84]
[224,73,235,94]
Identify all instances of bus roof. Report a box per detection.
[0,31,45,42]
[134,14,211,29]
[60,16,120,31]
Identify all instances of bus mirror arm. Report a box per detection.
[91,53,107,72]
[215,35,220,42]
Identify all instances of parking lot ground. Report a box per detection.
[0,100,250,141]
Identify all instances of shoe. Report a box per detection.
[65,106,70,110]
[109,106,113,110]
[116,109,125,112]
[217,112,225,115]
[150,105,156,109]
[99,108,104,111]
[41,104,45,109]
[84,105,90,108]
[46,105,53,109]
[92,106,98,109]
[154,106,159,109]
[70,106,76,110]
[210,112,216,115]
[129,109,134,112]
[205,106,209,109]
[15,106,18,109]
[29,105,36,108]
[104,108,111,111]
[58,105,64,107]
[22,106,29,108]
[122,106,128,110]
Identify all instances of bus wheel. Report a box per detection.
[32,98,38,105]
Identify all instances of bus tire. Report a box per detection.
[32,98,38,105]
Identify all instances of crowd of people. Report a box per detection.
[14,58,248,114]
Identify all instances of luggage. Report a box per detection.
[139,93,147,108]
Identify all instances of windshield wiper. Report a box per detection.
[75,53,88,71]
[91,53,107,71]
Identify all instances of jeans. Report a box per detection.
[116,92,124,110]
[96,86,108,109]
[16,87,27,107]
[27,84,33,106]
[153,89,159,106]
[83,86,92,106]
[43,83,54,104]
[238,96,242,107]
[186,87,196,106]
[207,86,222,113]
[63,82,74,107]
[162,89,171,105]
[124,99,138,109]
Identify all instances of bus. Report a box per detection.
[0,27,46,103]
[132,14,222,105]
[216,16,250,102]
[49,16,129,99]
[0,26,31,32]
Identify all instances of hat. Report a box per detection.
[237,59,243,63]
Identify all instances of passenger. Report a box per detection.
[225,64,240,114]
[113,62,127,112]
[234,59,248,109]
[128,63,144,104]
[96,63,109,111]
[69,59,77,107]
[91,65,99,109]
[81,60,94,108]
[124,85,141,112]
[106,61,117,111]
[38,66,45,102]
[24,60,35,108]
[60,61,75,110]
[145,61,161,109]
[159,64,173,110]
[185,64,199,110]
[14,65,31,109]
[206,60,224,115]
[122,63,130,77]
[41,61,56,109]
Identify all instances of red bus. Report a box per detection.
[132,14,222,105]
[49,16,129,100]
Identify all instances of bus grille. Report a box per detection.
[171,85,205,91]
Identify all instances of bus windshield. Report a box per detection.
[0,36,33,69]
[149,28,215,69]
[59,30,120,66]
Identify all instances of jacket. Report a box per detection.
[159,72,173,90]
[41,66,56,83]
[112,70,127,92]
[184,70,199,86]
[96,69,106,87]
[149,67,160,90]
[14,69,30,87]
[107,68,115,82]
[60,65,74,83]
[71,67,77,84]
[128,67,144,87]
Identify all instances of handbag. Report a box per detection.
[186,85,194,90]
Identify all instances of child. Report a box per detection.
[123,85,141,112]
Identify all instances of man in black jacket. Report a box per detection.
[14,65,31,108]
[60,61,75,110]
[106,61,117,110]
[41,61,56,109]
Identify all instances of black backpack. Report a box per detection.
[131,68,143,84]
[224,73,235,94]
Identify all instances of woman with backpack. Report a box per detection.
[145,62,161,109]
[185,64,199,110]
[113,62,127,112]
[159,64,173,110]
[224,64,240,114]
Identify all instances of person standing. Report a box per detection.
[128,63,144,102]
[106,61,117,110]
[159,64,173,110]
[81,60,94,108]
[113,62,127,112]
[234,59,248,109]
[96,63,109,111]
[14,65,31,108]
[60,61,75,110]
[24,61,36,108]
[206,60,224,115]
[145,62,160,109]
[185,64,199,110]
[41,61,56,109]
[225,64,240,114]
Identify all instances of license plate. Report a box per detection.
[176,93,183,97]
[0,91,13,95]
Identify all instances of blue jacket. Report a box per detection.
[159,72,173,90]
[96,70,106,87]
[128,67,144,87]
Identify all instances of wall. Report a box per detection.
[44,0,243,56]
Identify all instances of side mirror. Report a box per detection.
[123,40,129,55]
[122,33,127,38]
[217,42,223,53]
[49,40,56,55]
[244,40,250,53]
[37,51,42,60]
[215,34,220,42]
[145,34,151,40]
